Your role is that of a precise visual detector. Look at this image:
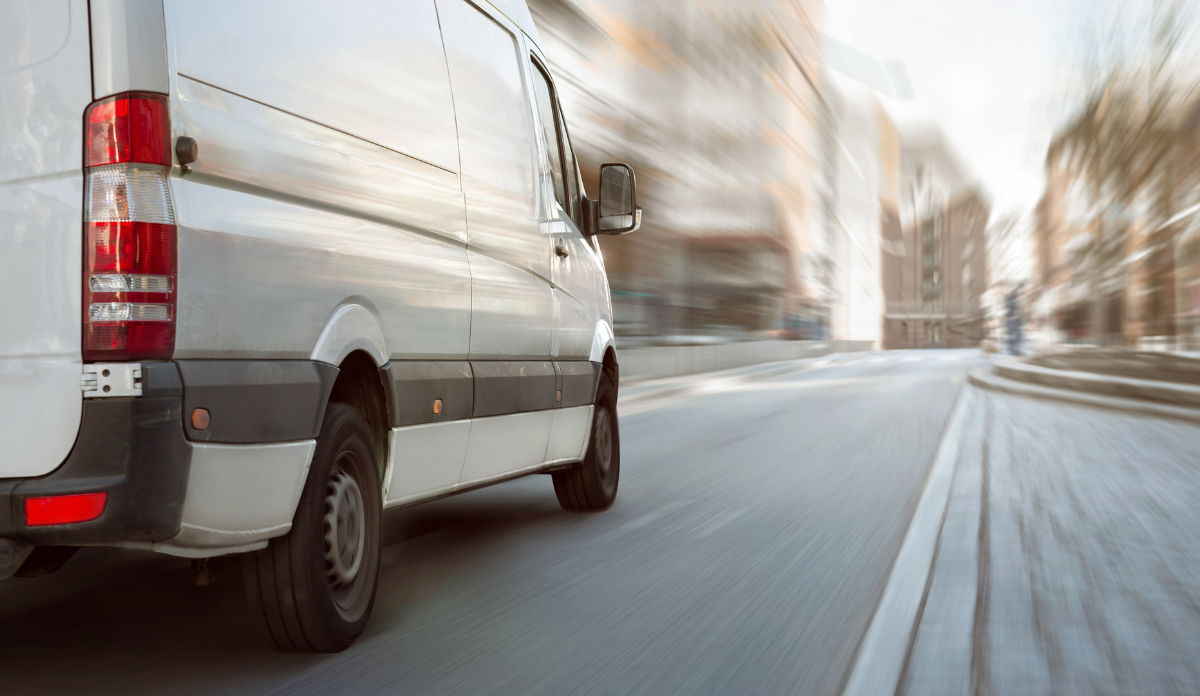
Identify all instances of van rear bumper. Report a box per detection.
[0,364,192,546]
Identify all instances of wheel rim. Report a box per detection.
[595,407,613,479]
[323,455,366,612]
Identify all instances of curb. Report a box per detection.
[993,359,1200,409]
[969,369,1200,425]
[841,387,974,696]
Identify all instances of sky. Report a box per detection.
[825,0,1094,219]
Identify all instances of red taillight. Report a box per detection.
[87,221,177,275]
[83,92,176,362]
[25,493,108,526]
[84,220,177,360]
[85,92,171,167]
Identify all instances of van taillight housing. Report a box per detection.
[86,92,172,167]
[83,92,177,361]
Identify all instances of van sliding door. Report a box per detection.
[437,0,553,361]
[438,0,555,483]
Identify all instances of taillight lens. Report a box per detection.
[85,93,172,167]
[25,493,108,526]
[83,92,176,362]
[83,220,177,360]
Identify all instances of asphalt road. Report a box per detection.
[0,350,981,695]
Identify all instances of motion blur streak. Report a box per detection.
[5,1,1200,694]
[1032,0,1200,353]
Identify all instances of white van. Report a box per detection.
[0,0,639,652]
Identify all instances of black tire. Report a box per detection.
[242,403,382,653]
[552,372,619,511]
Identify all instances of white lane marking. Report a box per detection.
[840,387,975,696]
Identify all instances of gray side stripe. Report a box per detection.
[383,360,603,426]
[178,360,339,443]
[382,361,474,427]
[471,361,557,418]
[556,361,602,408]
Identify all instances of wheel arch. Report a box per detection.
[311,303,388,368]
[589,320,615,365]
[602,345,619,397]
[326,350,390,481]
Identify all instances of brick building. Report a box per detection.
[881,124,989,349]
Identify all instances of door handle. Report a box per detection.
[555,242,569,258]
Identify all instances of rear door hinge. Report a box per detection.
[81,363,143,398]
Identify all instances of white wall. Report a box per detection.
[827,74,884,344]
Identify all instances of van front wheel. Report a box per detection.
[242,403,381,653]
[552,373,619,511]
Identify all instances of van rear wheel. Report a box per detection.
[552,373,619,511]
[242,403,381,653]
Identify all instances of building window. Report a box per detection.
[922,215,942,314]
[923,321,942,347]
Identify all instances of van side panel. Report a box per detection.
[164,1,472,361]
[0,0,92,478]
[168,0,460,173]
[89,0,169,99]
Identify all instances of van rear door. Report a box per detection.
[0,1,93,477]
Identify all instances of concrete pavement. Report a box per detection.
[901,385,1200,695]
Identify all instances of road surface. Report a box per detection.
[0,350,981,695]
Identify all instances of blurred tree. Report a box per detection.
[1055,0,1197,342]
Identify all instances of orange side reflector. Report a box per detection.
[433,399,443,415]
[25,492,108,527]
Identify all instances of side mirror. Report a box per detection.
[594,163,641,235]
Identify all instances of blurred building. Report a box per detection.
[1033,93,1200,349]
[821,40,987,350]
[1032,138,1092,342]
[818,64,900,345]
[882,124,989,349]
[1177,101,1200,345]
[527,0,828,340]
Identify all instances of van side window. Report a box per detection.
[530,64,566,214]
[530,62,583,230]
[556,102,583,229]
[438,0,534,211]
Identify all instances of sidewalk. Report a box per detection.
[1024,349,1200,386]
[901,385,1200,695]
[970,351,1200,425]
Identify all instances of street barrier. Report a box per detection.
[618,340,876,382]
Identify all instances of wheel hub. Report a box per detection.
[324,466,365,590]
[595,408,613,478]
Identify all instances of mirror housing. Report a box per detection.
[585,163,641,236]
